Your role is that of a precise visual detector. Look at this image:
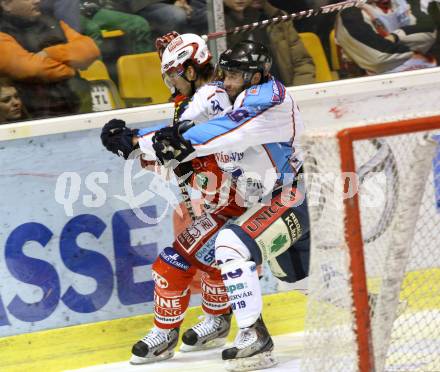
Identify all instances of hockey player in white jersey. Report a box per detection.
[101,33,238,364]
[150,41,311,371]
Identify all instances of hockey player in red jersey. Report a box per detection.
[147,40,311,371]
[102,36,311,371]
[101,32,245,364]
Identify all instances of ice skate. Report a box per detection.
[222,316,277,372]
[180,312,232,352]
[130,327,179,364]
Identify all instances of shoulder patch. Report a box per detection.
[271,80,286,104]
[210,98,224,115]
[247,86,261,96]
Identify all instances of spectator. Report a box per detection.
[129,0,208,36]
[269,0,339,59]
[41,0,81,31]
[412,0,440,61]
[224,0,316,86]
[335,0,437,75]
[268,0,318,33]
[79,0,155,53]
[0,0,100,118]
[0,78,28,123]
[187,0,209,35]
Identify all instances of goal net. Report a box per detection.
[300,115,440,372]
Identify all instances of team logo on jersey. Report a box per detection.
[248,86,260,95]
[210,99,223,114]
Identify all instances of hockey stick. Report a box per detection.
[141,156,196,222]
[160,121,197,222]
[173,121,197,222]
[202,0,366,41]
[173,164,197,221]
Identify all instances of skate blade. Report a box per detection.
[129,350,174,365]
[224,350,278,372]
[180,337,227,352]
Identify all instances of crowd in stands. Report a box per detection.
[0,0,100,120]
[223,0,316,86]
[0,0,439,123]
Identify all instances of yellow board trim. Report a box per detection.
[0,291,306,372]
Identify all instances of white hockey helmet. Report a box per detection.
[161,33,212,78]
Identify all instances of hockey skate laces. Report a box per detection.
[235,327,257,349]
[141,327,168,348]
[192,314,221,337]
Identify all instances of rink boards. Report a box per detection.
[0,291,307,372]
[1,68,440,371]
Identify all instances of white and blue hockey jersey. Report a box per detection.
[139,78,304,205]
[138,82,231,149]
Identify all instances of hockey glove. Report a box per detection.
[101,119,138,159]
[152,121,195,166]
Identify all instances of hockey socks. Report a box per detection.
[220,260,277,370]
[201,271,230,314]
[221,260,262,329]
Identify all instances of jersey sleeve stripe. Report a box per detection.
[137,123,168,138]
[186,106,271,146]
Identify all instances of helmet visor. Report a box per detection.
[162,65,185,94]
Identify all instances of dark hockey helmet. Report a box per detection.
[218,40,272,82]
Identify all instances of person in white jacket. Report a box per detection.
[335,0,437,74]
[101,33,236,364]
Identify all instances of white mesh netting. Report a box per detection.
[300,120,440,372]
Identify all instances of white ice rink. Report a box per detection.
[68,333,304,372]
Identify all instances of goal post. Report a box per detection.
[301,115,440,372]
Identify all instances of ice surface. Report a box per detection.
[66,332,304,372]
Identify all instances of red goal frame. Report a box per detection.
[336,115,440,372]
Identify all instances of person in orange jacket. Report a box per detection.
[0,0,100,118]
